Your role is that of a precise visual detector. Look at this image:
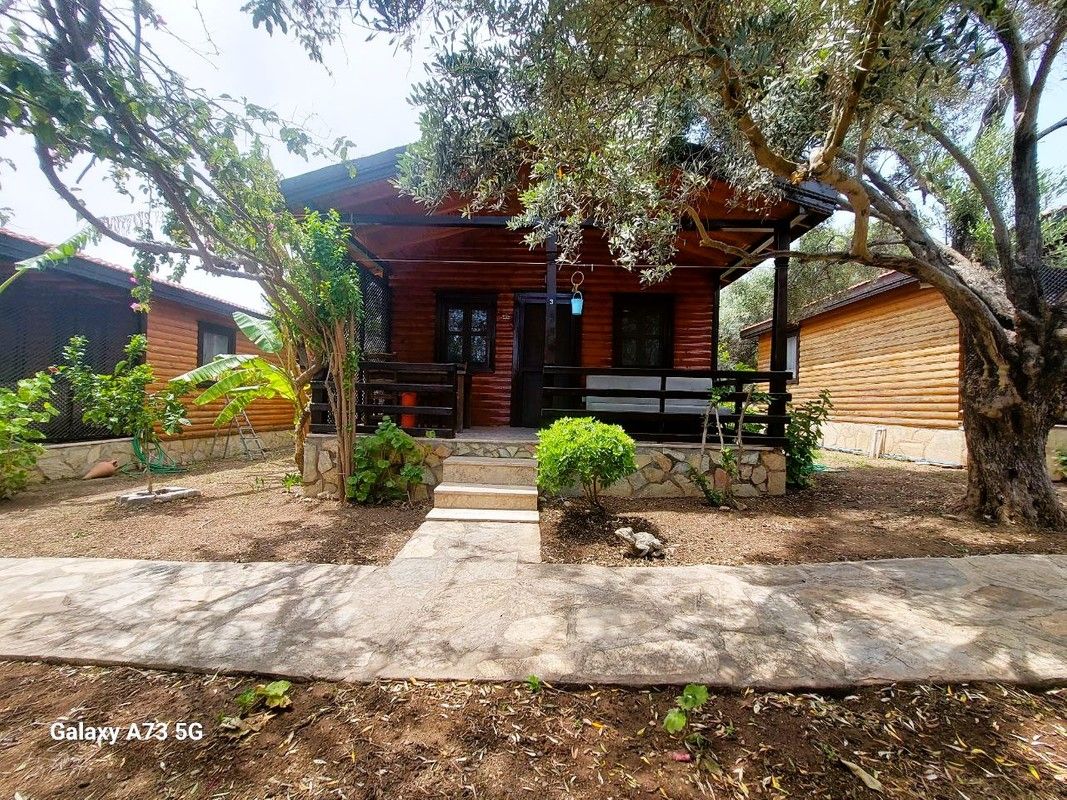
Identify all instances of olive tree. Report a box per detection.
[252,0,1067,526]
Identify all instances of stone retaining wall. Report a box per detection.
[302,433,787,500]
[29,429,294,482]
[821,420,967,467]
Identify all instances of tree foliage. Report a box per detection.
[0,372,58,500]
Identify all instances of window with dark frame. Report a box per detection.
[197,321,236,367]
[613,294,674,368]
[435,293,496,371]
[785,332,799,382]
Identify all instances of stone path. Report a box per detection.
[0,517,1064,687]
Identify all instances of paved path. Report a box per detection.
[0,518,1064,687]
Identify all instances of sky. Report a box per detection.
[1,3,430,311]
[2,3,1066,313]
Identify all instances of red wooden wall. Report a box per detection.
[387,261,717,426]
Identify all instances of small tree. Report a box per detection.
[173,311,313,469]
[693,383,769,507]
[0,373,58,500]
[61,334,189,494]
[785,391,834,489]
[536,417,637,508]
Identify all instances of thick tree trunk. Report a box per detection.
[959,329,1066,529]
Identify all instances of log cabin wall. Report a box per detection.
[756,282,962,429]
[386,260,718,427]
[147,298,293,438]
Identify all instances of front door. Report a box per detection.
[512,293,579,427]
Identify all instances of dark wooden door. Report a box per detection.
[512,294,579,427]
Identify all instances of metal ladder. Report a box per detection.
[211,409,267,460]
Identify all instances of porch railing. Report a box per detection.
[309,361,469,439]
[541,366,792,447]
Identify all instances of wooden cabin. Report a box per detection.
[281,146,836,448]
[0,229,292,444]
[742,270,1067,472]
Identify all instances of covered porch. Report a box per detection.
[286,146,837,450]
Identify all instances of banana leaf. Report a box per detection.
[233,311,282,354]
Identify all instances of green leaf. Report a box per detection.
[663,708,688,734]
[678,683,709,711]
[233,311,282,353]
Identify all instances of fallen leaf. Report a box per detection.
[840,759,884,792]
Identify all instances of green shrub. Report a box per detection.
[346,417,424,503]
[1056,448,1066,479]
[785,389,832,488]
[536,417,637,507]
[0,372,58,500]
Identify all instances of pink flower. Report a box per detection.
[130,302,143,312]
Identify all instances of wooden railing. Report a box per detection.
[541,366,792,446]
[309,361,469,439]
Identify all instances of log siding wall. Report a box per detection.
[147,298,293,438]
[757,283,963,429]
[387,261,718,427]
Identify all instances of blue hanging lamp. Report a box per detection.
[570,270,585,316]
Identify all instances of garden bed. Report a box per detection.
[0,457,425,565]
[0,660,1062,799]
[542,451,1067,566]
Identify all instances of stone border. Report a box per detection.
[29,429,294,483]
[302,433,787,500]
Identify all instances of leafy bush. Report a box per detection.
[785,389,833,488]
[61,334,190,493]
[346,417,424,503]
[1056,448,1066,479]
[536,417,637,507]
[0,373,58,500]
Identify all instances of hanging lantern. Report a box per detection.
[570,270,585,316]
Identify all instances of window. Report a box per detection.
[785,333,799,381]
[613,295,674,368]
[435,294,496,371]
[198,322,236,366]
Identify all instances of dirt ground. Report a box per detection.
[542,451,1067,566]
[0,662,1061,800]
[0,457,425,565]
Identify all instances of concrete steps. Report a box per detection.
[431,456,540,522]
[442,456,537,487]
[433,482,538,510]
[425,508,540,523]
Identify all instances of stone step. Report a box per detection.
[442,456,538,486]
[433,482,539,511]
[425,507,540,524]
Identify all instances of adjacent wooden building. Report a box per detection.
[0,229,291,443]
[742,269,1067,469]
[281,146,837,446]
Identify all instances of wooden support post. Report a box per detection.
[710,272,722,371]
[545,234,558,366]
[768,224,790,439]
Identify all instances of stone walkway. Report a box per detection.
[0,517,1064,687]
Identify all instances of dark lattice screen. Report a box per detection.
[1,277,140,442]
[359,267,391,357]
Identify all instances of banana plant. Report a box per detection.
[172,312,318,468]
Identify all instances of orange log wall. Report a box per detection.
[387,262,718,426]
[756,283,962,429]
[147,298,293,438]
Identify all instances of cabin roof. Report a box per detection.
[280,145,837,284]
[0,229,262,318]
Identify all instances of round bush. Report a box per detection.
[536,417,637,506]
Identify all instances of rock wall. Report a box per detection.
[821,420,967,467]
[29,430,294,482]
[302,433,787,500]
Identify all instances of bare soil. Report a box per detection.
[542,451,1067,566]
[0,661,1062,799]
[0,457,425,565]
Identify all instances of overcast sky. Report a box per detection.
[2,3,1066,313]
